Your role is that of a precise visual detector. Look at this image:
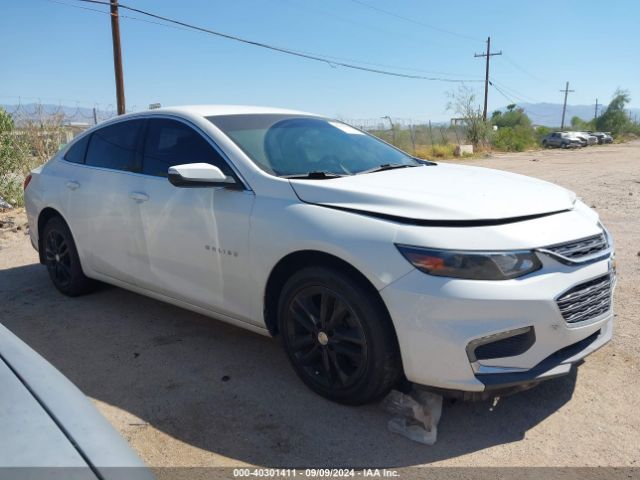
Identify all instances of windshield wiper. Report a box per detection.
[413,157,438,166]
[357,163,420,175]
[282,171,346,179]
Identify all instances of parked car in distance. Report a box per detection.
[25,105,615,405]
[0,323,154,478]
[572,131,598,145]
[542,132,583,148]
[588,131,614,144]
[566,132,587,147]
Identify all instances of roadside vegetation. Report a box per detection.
[0,106,67,207]
[372,87,640,160]
[0,108,28,207]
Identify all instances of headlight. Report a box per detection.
[395,245,542,280]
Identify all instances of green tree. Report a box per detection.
[447,86,491,146]
[491,107,532,129]
[596,89,632,135]
[570,116,595,130]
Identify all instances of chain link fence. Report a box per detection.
[341,117,471,158]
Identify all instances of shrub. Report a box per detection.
[447,86,491,147]
[0,108,29,207]
[492,106,532,129]
[492,125,536,152]
[414,144,457,159]
[0,105,66,207]
[534,126,552,143]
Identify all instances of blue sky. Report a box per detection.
[2,0,639,121]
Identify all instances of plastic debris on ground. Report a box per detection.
[381,388,443,445]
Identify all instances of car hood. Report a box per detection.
[289,163,576,223]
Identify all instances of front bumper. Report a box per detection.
[380,254,614,392]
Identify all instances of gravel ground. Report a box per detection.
[0,141,639,470]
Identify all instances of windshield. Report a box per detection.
[207,114,418,177]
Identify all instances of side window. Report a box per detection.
[142,118,232,177]
[85,120,143,172]
[64,134,90,164]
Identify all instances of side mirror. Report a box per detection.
[168,163,240,188]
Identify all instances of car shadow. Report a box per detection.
[0,262,577,468]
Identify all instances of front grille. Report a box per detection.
[545,233,608,260]
[556,274,613,323]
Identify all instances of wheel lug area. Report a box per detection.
[317,331,329,346]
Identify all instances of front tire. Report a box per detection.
[277,266,401,405]
[42,216,96,296]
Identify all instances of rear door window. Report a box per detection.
[142,118,232,177]
[85,120,144,172]
[64,134,90,164]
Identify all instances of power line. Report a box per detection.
[490,78,539,104]
[488,82,556,119]
[47,0,106,15]
[346,0,484,43]
[270,0,482,78]
[56,0,478,79]
[501,54,550,84]
[68,0,481,83]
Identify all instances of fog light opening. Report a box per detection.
[466,326,536,363]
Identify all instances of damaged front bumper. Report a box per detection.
[380,250,615,393]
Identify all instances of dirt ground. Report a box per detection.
[1,141,639,471]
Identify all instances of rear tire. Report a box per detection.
[277,266,402,405]
[42,216,96,296]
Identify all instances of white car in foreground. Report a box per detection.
[0,323,153,478]
[24,105,615,404]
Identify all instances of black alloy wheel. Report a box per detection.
[278,266,401,405]
[44,229,72,289]
[42,216,96,296]
[284,286,367,390]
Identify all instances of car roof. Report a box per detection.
[147,104,317,117]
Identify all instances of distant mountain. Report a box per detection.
[499,102,640,128]
[3,102,639,129]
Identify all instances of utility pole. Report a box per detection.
[109,0,126,115]
[594,98,599,119]
[474,37,502,121]
[559,81,574,130]
[382,115,395,145]
[92,107,98,125]
[428,120,435,156]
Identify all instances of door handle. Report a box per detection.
[129,192,149,203]
[66,180,80,191]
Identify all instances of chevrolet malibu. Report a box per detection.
[24,105,615,404]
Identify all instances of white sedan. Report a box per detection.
[24,105,615,404]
